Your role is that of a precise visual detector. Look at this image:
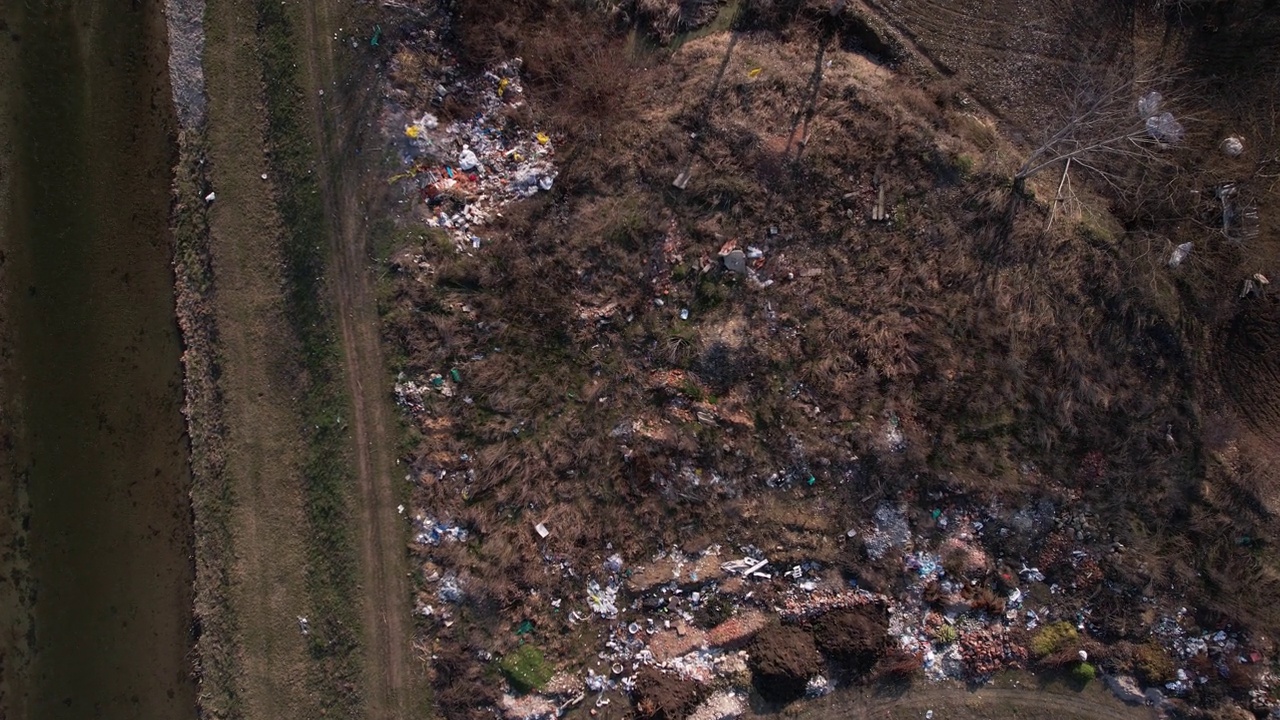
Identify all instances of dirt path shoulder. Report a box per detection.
[791,681,1160,720]
[291,1,424,717]
[202,0,319,715]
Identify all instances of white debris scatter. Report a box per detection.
[587,580,619,618]
[604,553,624,573]
[865,503,911,560]
[500,692,557,720]
[393,373,450,418]
[437,573,463,603]
[687,690,748,720]
[805,675,833,698]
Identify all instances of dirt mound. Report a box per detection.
[811,605,889,674]
[633,666,704,719]
[748,624,823,703]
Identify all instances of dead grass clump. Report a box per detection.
[431,640,499,719]
[871,648,925,683]
[627,0,726,45]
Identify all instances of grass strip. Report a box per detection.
[254,0,364,714]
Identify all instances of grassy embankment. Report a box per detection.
[172,128,243,716]
[175,0,366,715]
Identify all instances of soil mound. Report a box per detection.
[811,605,889,674]
[747,624,823,703]
[633,666,703,720]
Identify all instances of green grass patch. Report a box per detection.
[499,644,554,693]
[1030,621,1078,658]
[1071,661,1097,684]
[254,0,362,712]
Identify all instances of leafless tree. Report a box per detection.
[1013,65,1187,200]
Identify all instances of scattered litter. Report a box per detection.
[1146,112,1184,143]
[413,515,469,546]
[535,522,551,538]
[438,573,463,603]
[687,691,747,720]
[204,191,216,202]
[673,170,691,189]
[805,675,833,698]
[587,580,619,618]
[501,693,557,720]
[458,146,479,170]
[1220,136,1244,156]
[1137,91,1162,118]
[723,249,747,274]
[1168,242,1193,268]
[387,59,557,248]
[865,503,910,560]
[604,553,624,573]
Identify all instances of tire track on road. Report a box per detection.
[291,3,422,718]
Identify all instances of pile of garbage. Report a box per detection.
[393,370,463,423]
[387,59,557,249]
[411,514,469,546]
[419,499,1280,720]
[864,503,911,560]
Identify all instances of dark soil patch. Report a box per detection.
[810,605,890,676]
[748,624,823,703]
[633,666,704,720]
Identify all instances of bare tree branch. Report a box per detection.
[1014,63,1188,198]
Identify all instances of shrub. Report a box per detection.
[1133,642,1175,685]
[872,648,925,683]
[1072,661,1097,684]
[499,644,553,693]
[1030,621,1078,658]
[933,624,958,645]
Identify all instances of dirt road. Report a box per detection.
[292,2,423,717]
[791,682,1159,720]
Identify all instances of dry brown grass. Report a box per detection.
[381,0,1280,712]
